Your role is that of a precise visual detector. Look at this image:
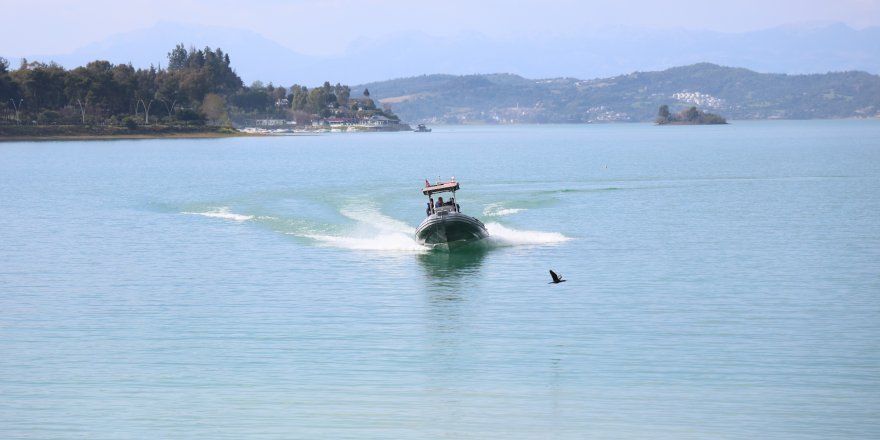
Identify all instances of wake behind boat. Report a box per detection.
[416,180,489,250]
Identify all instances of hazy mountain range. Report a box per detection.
[358,64,880,123]
[18,22,880,86]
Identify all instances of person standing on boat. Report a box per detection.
[435,197,444,209]
[427,198,434,216]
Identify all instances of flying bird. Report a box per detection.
[549,269,566,284]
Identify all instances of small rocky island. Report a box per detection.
[656,105,727,125]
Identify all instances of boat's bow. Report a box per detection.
[417,179,489,250]
[416,211,489,250]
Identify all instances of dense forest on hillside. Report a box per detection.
[0,45,396,131]
[361,64,880,123]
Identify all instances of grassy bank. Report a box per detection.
[0,124,260,141]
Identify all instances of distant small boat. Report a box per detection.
[416,180,489,251]
[414,124,432,132]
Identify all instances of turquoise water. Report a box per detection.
[2,120,879,439]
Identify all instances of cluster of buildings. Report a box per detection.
[584,106,631,122]
[671,91,725,109]
[243,114,406,133]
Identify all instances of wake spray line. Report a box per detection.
[183,203,571,252]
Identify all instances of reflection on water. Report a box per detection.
[417,245,488,282]
[418,244,489,332]
[418,246,491,407]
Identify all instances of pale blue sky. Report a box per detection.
[3,0,880,57]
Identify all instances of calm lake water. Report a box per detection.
[2,120,879,439]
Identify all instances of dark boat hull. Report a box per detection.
[415,212,489,250]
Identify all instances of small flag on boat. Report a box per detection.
[425,179,430,187]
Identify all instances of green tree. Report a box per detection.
[270,84,287,101]
[38,110,61,124]
[335,84,350,107]
[188,47,205,69]
[0,57,20,105]
[155,71,183,115]
[167,44,188,71]
[122,116,138,129]
[11,62,67,110]
[201,47,242,94]
[64,66,94,124]
[177,69,209,104]
[175,108,205,126]
[360,97,376,111]
[65,60,118,119]
[657,104,670,123]
[201,93,228,125]
[290,85,308,111]
[229,87,271,112]
[110,63,139,115]
[306,87,325,114]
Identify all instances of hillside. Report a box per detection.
[361,64,880,123]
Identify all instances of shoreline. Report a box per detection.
[0,131,267,142]
[0,124,413,142]
[0,124,270,142]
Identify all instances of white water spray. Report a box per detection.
[483,203,527,217]
[485,222,571,246]
[182,207,254,222]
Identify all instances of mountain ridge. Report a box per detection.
[359,63,880,123]
[16,22,880,86]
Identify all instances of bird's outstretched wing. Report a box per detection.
[549,270,565,283]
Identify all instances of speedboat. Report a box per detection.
[416,180,489,250]
[414,124,432,132]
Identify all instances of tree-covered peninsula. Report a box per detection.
[0,45,404,138]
